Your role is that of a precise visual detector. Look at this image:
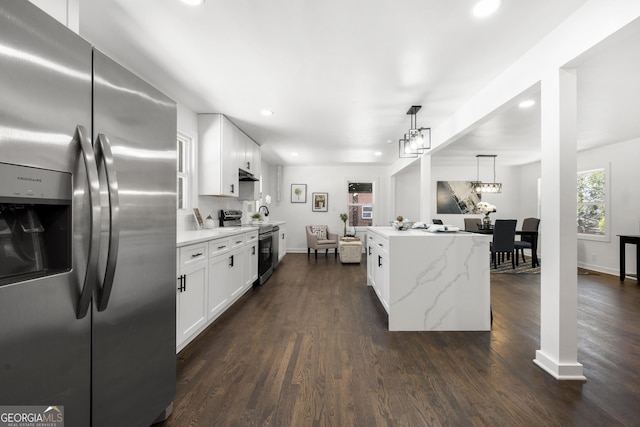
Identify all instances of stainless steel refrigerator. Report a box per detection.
[0,3,176,426]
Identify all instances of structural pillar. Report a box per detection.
[419,154,432,222]
[534,68,585,380]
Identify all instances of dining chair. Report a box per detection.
[490,219,517,269]
[464,218,481,231]
[514,218,540,265]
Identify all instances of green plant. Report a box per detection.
[251,213,262,221]
[339,213,348,235]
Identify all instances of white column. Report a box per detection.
[534,68,585,380]
[419,154,432,221]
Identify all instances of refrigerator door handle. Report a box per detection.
[76,125,101,319]
[95,133,120,312]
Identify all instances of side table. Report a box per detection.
[619,235,640,282]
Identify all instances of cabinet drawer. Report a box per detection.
[179,243,208,267]
[208,238,231,257]
[230,233,245,249]
[244,231,259,245]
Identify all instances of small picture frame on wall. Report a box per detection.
[312,192,328,212]
[291,184,307,203]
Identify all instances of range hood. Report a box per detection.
[239,169,259,181]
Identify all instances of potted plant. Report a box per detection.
[339,213,348,236]
[251,212,263,224]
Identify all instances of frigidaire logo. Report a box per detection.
[17,176,42,183]
[0,405,64,427]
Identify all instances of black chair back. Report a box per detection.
[492,219,517,252]
[520,217,540,244]
[432,219,443,225]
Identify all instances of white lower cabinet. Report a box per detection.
[177,229,259,352]
[208,250,231,321]
[367,232,389,313]
[244,231,259,288]
[176,243,208,351]
[278,225,287,262]
[227,246,245,301]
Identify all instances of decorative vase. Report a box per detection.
[343,222,347,236]
[482,213,492,229]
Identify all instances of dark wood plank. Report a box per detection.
[159,254,640,427]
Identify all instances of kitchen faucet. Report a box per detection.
[258,205,270,217]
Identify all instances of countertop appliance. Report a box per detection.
[0,3,176,426]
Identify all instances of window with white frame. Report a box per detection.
[176,133,191,210]
[577,167,609,240]
[347,182,373,227]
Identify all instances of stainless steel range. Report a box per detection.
[219,210,273,285]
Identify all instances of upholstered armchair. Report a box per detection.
[306,225,339,258]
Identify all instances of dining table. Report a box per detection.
[472,228,539,268]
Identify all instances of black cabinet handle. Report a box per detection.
[229,255,234,267]
[378,255,382,267]
[217,245,226,250]
[230,184,235,194]
[368,246,372,256]
[177,274,186,292]
[191,252,203,258]
[282,234,285,239]
[252,246,256,255]
[247,161,250,169]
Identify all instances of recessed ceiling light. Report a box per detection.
[291,152,298,157]
[181,0,204,5]
[473,0,501,18]
[260,109,274,116]
[374,152,382,156]
[387,139,394,144]
[519,100,536,108]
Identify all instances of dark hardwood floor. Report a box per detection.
[159,254,640,427]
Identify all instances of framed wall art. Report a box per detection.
[312,192,328,212]
[436,181,481,214]
[291,184,307,203]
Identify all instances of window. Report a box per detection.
[348,182,373,227]
[177,133,191,210]
[577,167,608,240]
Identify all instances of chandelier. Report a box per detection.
[472,154,502,194]
[399,106,431,158]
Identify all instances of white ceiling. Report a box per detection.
[77,0,638,167]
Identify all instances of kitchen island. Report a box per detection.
[366,227,492,331]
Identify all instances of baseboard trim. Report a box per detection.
[533,350,586,381]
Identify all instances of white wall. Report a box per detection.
[394,163,522,229]
[269,165,390,252]
[30,0,79,32]
[394,165,421,222]
[519,138,640,275]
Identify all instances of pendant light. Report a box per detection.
[472,154,502,193]
[398,106,431,158]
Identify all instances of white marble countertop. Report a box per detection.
[177,227,257,247]
[368,226,491,238]
[177,221,287,247]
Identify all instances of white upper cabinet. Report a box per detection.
[198,114,239,197]
[237,130,261,177]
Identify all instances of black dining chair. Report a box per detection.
[432,219,444,224]
[514,218,540,266]
[490,219,517,269]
